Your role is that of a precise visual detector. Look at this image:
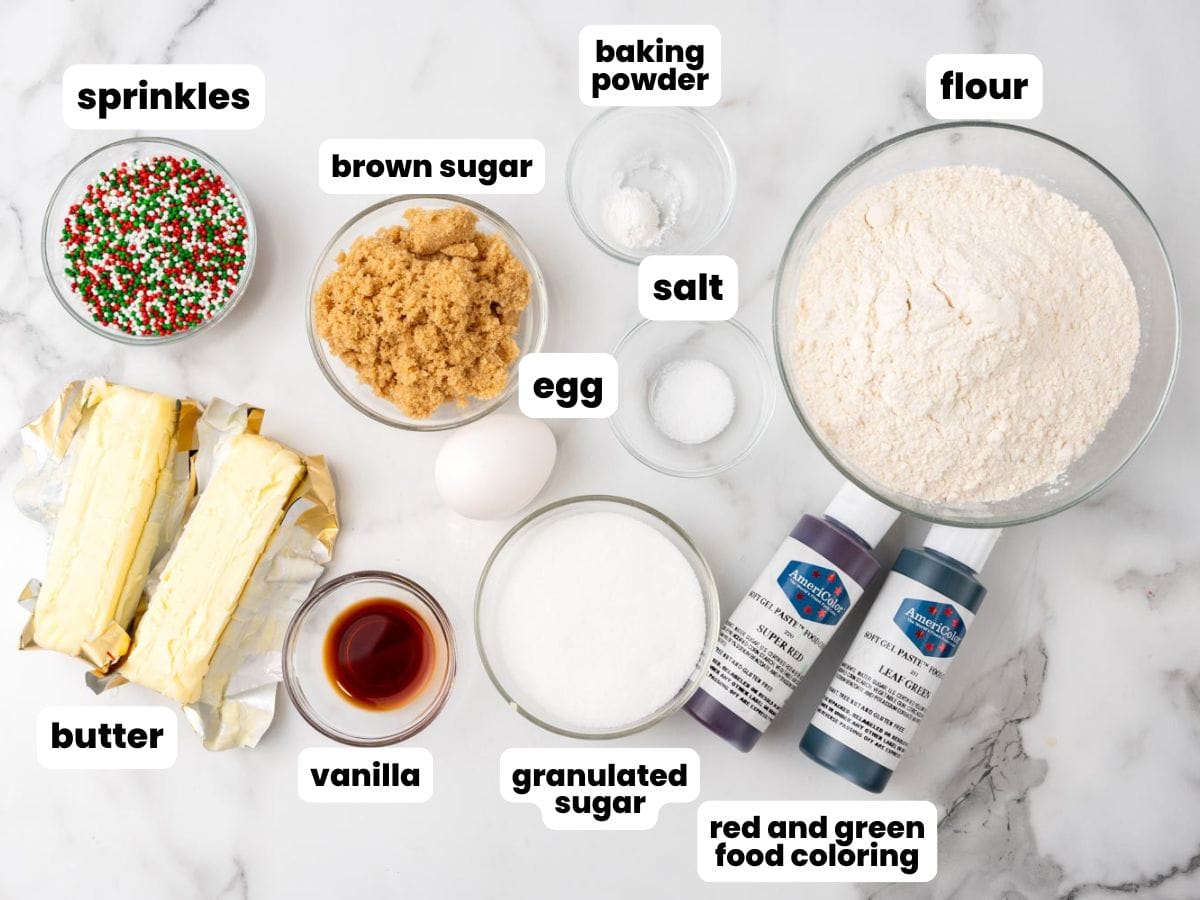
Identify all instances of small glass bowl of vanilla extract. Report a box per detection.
[283,571,456,746]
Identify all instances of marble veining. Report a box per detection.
[2,1,1198,898]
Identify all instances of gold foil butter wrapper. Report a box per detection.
[187,399,338,750]
[16,381,339,752]
[90,398,339,750]
[15,378,198,667]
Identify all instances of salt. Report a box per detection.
[496,511,707,731]
[649,358,736,445]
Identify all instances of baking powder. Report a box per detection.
[603,186,665,250]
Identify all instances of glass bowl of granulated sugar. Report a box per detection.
[475,496,720,739]
[774,122,1179,527]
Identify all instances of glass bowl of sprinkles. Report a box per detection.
[42,137,255,344]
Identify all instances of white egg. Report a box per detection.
[434,414,557,520]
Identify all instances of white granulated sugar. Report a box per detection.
[603,186,663,249]
[790,165,1139,504]
[496,511,706,730]
[650,358,736,445]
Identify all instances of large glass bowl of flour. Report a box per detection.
[774,122,1179,527]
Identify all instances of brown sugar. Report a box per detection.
[314,206,532,418]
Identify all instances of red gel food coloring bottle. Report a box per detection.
[685,482,899,751]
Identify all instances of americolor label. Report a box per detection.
[809,572,976,769]
[700,539,866,733]
[893,598,966,660]
[779,561,853,627]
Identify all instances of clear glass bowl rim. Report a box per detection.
[282,569,458,747]
[41,135,258,346]
[608,317,777,478]
[565,106,738,264]
[771,120,1181,528]
[305,193,549,431]
[474,494,720,739]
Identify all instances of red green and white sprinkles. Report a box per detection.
[60,155,248,337]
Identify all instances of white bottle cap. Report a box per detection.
[924,525,1002,573]
[823,481,900,549]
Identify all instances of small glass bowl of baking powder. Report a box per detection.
[610,319,775,477]
[566,108,736,263]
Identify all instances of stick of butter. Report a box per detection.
[32,383,177,657]
[119,433,304,704]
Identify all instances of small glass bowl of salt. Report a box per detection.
[610,319,775,477]
[566,107,736,263]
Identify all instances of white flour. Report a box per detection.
[790,165,1139,504]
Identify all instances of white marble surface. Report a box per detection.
[2,1,1198,897]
